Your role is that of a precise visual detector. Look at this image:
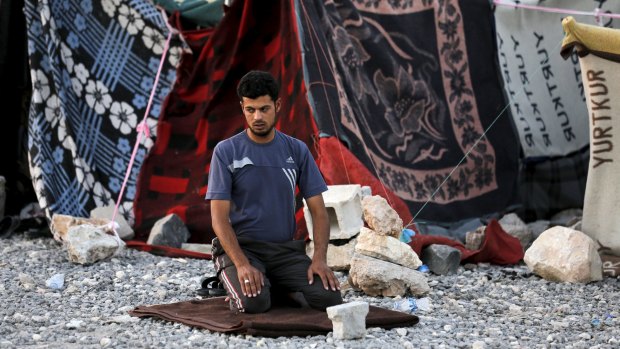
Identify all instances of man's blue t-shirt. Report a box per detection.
[205,130,328,243]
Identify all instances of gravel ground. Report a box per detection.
[1,234,620,349]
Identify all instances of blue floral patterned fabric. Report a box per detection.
[24,0,182,224]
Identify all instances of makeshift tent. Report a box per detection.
[16,0,617,247]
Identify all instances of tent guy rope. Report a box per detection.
[493,0,620,24]
[107,10,177,238]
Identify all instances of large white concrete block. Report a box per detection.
[304,185,363,240]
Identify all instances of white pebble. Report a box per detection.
[396,328,407,336]
[12,313,26,322]
[579,333,591,340]
[65,319,84,329]
[472,340,485,349]
[32,334,41,341]
[100,337,111,347]
[116,271,125,279]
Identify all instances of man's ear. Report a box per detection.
[240,100,244,112]
[275,98,281,113]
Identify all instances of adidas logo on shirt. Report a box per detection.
[286,156,295,164]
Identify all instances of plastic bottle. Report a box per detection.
[45,273,65,290]
[393,297,431,313]
[399,228,415,243]
[417,264,430,273]
[393,298,417,313]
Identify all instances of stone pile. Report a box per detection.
[50,209,195,264]
[349,195,428,296]
[51,214,124,264]
[304,186,429,297]
[51,206,204,263]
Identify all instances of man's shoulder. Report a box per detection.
[276,131,308,153]
[215,131,246,152]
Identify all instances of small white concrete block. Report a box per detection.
[304,185,363,240]
[326,301,369,340]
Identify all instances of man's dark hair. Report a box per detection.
[237,70,279,102]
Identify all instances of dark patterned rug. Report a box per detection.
[296,0,520,223]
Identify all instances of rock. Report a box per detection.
[100,338,112,347]
[498,213,532,251]
[421,244,461,275]
[465,226,486,251]
[524,226,602,283]
[147,214,190,248]
[472,341,486,349]
[90,206,134,240]
[354,227,422,270]
[361,195,402,238]
[18,273,35,289]
[65,319,84,329]
[326,301,369,340]
[103,315,140,324]
[450,218,485,243]
[65,225,124,264]
[349,253,430,297]
[51,214,112,242]
[306,237,357,271]
[527,220,550,240]
[304,185,363,240]
[550,208,582,227]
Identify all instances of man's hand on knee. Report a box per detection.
[237,263,264,297]
[307,261,340,292]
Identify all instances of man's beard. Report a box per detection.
[248,123,275,137]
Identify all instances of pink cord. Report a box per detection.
[493,0,620,20]
[108,13,175,236]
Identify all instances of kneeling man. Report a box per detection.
[206,70,342,313]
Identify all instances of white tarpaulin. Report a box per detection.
[495,0,620,157]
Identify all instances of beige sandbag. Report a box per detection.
[561,17,620,254]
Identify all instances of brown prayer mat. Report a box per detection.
[129,297,419,337]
